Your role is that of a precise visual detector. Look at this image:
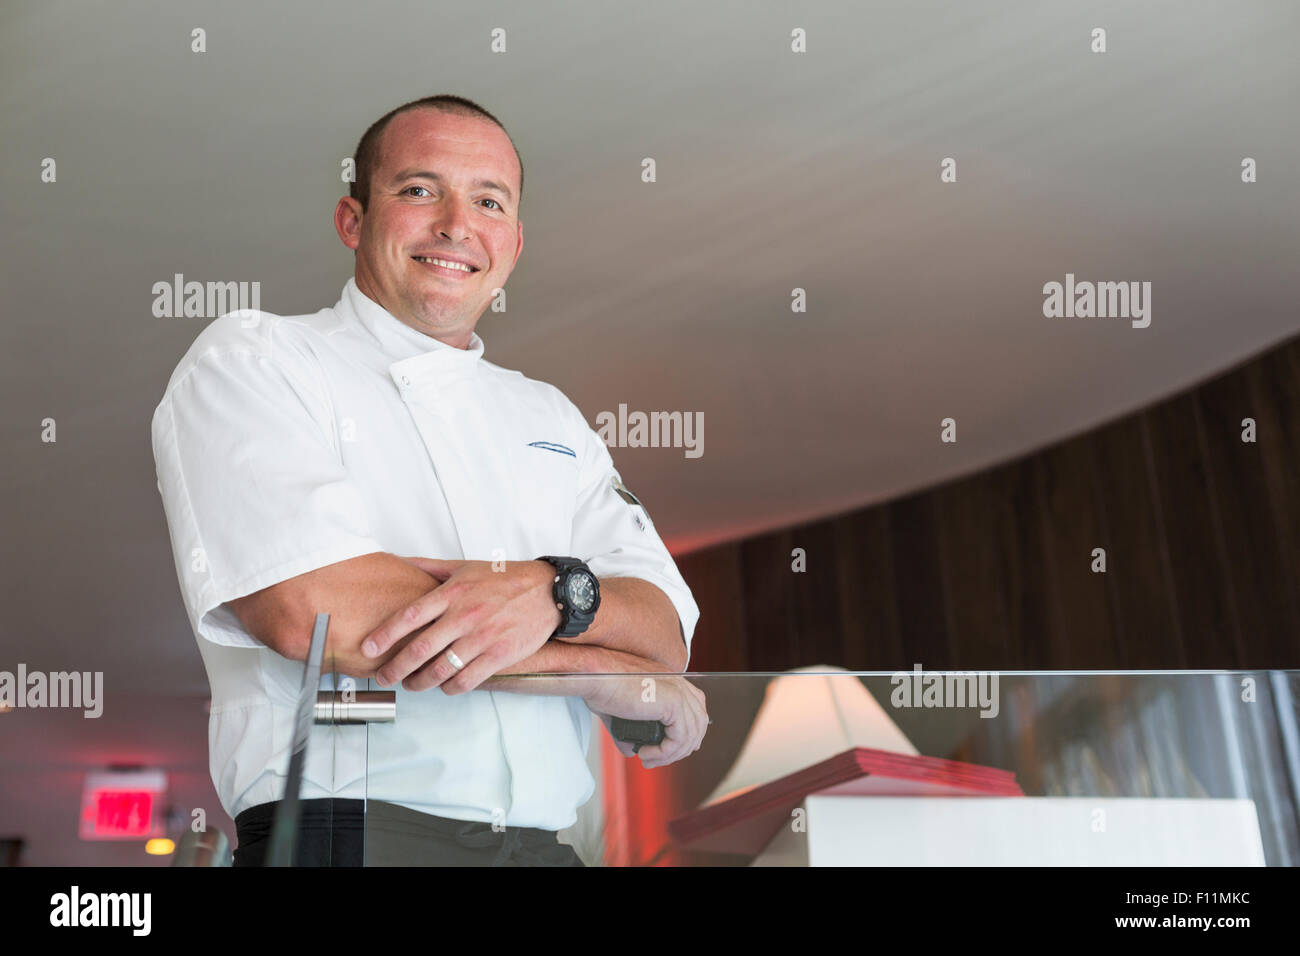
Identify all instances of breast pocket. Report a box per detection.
[512,443,578,554]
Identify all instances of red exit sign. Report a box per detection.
[79,771,167,841]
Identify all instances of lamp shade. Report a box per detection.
[702,666,917,807]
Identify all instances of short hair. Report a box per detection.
[349,94,523,212]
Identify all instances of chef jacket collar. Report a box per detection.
[341,277,485,388]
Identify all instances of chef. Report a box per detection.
[151,94,707,867]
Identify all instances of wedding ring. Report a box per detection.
[446,650,465,671]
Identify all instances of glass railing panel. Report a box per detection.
[327,669,1300,866]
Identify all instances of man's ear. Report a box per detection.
[511,217,523,270]
[334,196,364,251]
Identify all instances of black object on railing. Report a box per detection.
[610,718,666,753]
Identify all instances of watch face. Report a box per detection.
[566,571,596,612]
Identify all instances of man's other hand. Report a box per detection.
[587,674,708,769]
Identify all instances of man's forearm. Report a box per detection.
[231,554,688,683]
[481,639,670,701]
[228,552,437,679]
[559,574,688,672]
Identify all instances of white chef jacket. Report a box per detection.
[151,277,699,829]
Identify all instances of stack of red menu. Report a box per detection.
[668,747,1024,855]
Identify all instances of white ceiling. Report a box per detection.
[2,0,1298,864]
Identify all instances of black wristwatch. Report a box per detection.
[536,556,601,638]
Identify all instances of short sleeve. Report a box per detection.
[565,403,700,668]
[151,333,384,648]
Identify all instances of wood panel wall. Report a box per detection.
[677,335,1300,671]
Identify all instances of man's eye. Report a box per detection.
[404,186,430,197]
[480,198,502,210]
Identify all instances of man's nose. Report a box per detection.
[434,199,473,242]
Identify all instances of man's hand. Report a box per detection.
[359,557,562,693]
[584,674,709,769]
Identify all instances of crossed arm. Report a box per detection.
[226,550,706,767]
[225,550,688,686]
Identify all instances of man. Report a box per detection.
[151,94,708,867]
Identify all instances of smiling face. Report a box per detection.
[334,108,523,349]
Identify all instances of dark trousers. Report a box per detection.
[233,798,585,867]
